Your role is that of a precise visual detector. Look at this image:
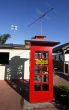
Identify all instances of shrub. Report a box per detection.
[54,85,69,106]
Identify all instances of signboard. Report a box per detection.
[35,59,48,65]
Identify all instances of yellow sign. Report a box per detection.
[35,59,48,65]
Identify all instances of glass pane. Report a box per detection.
[42,66,48,74]
[35,51,41,59]
[35,65,40,74]
[42,84,49,91]
[42,75,48,82]
[34,76,41,82]
[34,84,41,91]
[42,51,48,59]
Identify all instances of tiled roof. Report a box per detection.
[0,44,27,49]
[53,42,69,52]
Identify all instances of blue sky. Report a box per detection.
[0,0,69,45]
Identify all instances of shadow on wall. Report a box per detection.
[4,56,28,80]
[4,56,29,101]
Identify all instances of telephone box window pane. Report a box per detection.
[42,84,49,91]
[34,84,41,91]
[34,76,41,82]
[42,66,48,74]
[42,52,48,59]
[42,75,48,82]
[35,52,41,59]
[35,65,40,74]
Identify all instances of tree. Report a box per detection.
[0,34,11,44]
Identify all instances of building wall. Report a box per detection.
[65,54,69,62]
[0,49,30,80]
[53,52,69,74]
[53,53,64,72]
[64,54,69,74]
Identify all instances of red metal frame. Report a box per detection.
[29,46,53,103]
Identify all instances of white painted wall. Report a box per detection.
[0,49,30,80]
[65,54,69,62]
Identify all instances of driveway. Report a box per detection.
[0,80,58,110]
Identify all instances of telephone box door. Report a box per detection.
[29,46,53,103]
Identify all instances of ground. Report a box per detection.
[54,73,69,87]
[0,73,69,110]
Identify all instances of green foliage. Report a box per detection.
[54,85,69,106]
[0,34,11,44]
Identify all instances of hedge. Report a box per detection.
[54,85,69,107]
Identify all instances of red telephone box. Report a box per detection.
[25,36,59,103]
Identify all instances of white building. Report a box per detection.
[53,42,69,75]
[0,41,69,80]
[0,44,30,80]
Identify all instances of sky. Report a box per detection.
[0,0,69,45]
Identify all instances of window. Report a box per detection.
[42,75,48,82]
[35,65,40,74]
[0,52,9,64]
[34,51,49,92]
[42,84,49,91]
[34,84,41,91]
[42,66,48,74]
[42,51,48,59]
[35,51,41,59]
[34,76,41,82]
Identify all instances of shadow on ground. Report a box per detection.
[55,72,69,81]
[54,86,69,110]
[5,79,29,101]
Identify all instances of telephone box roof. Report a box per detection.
[25,40,60,47]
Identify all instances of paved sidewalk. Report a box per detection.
[54,73,69,87]
[0,80,58,110]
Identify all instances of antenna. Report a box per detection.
[10,24,18,40]
[11,25,18,31]
[28,8,54,27]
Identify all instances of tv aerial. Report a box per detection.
[11,24,18,31]
[10,24,18,38]
[28,8,54,35]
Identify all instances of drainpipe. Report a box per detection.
[63,51,65,74]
